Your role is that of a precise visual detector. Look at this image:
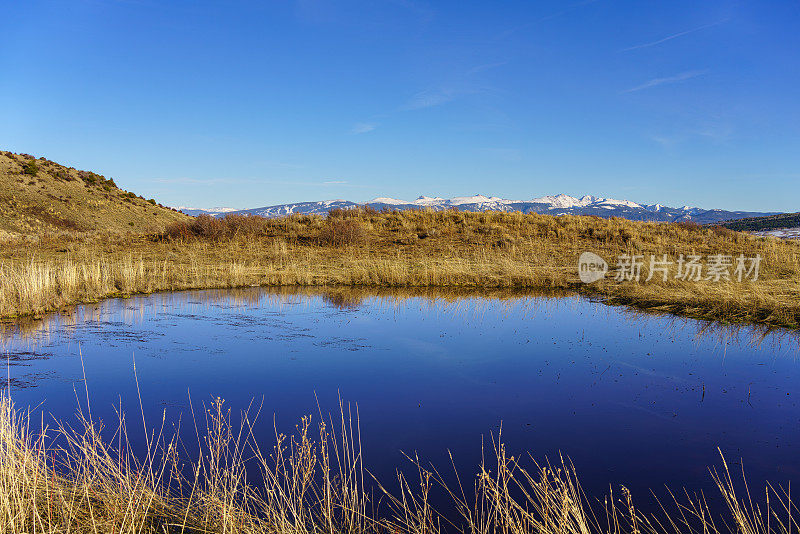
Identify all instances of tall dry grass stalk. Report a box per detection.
[1,209,799,326]
[0,392,797,533]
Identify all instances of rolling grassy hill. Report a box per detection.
[0,151,188,236]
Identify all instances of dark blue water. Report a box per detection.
[2,288,799,514]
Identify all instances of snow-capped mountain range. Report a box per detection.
[179,194,777,224]
[174,206,239,217]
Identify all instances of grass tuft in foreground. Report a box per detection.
[0,393,798,534]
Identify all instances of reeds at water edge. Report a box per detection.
[2,209,799,327]
[0,390,797,534]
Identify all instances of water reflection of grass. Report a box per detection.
[1,209,799,327]
[1,393,796,534]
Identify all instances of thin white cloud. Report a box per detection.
[403,88,457,110]
[649,122,733,148]
[351,122,377,134]
[466,61,508,75]
[621,20,726,52]
[258,179,368,188]
[494,0,599,39]
[649,134,683,148]
[621,70,706,94]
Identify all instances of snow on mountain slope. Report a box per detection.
[176,206,238,217]
[449,194,514,206]
[236,200,357,218]
[596,198,642,208]
[413,196,447,206]
[530,194,597,208]
[370,197,408,205]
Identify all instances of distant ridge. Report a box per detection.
[720,212,800,232]
[175,206,238,217]
[182,193,778,225]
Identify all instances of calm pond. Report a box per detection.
[2,288,799,514]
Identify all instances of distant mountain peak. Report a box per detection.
[176,206,238,216]
[530,193,598,208]
[176,206,237,212]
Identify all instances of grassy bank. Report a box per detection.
[0,393,796,534]
[1,209,799,327]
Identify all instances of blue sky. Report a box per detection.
[1,0,799,211]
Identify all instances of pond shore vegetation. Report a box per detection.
[1,208,798,327]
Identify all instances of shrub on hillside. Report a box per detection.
[705,225,736,238]
[675,220,701,231]
[223,214,270,236]
[318,218,366,246]
[328,206,381,218]
[23,160,39,176]
[188,214,225,239]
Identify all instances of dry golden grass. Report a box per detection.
[1,392,797,534]
[1,208,798,327]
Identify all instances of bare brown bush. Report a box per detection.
[319,218,366,246]
[163,214,270,241]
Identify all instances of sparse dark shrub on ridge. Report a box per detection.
[52,169,71,181]
[23,160,38,176]
[75,170,118,187]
